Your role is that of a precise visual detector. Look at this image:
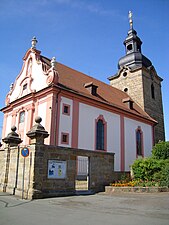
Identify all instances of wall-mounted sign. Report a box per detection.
[21,147,29,158]
[48,160,67,179]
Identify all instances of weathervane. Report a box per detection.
[128,11,133,29]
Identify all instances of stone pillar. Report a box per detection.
[2,126,22,193]
[26,116,49,199]
[26,116,49,144]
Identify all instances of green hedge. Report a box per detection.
[152,141,169,159]
[132,141,169,187]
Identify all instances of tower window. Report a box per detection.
[124,88,128,92]
[151,84,155,99]
[123,72,127,77]
[127,44,133,51]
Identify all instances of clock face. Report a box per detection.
[21,147,29,157]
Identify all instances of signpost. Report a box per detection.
[21,147,30,199]
[21,147,29,157]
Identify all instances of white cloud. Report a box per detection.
[0,0,125,21]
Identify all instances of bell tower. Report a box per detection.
[108,11,165,143]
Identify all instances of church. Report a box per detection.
[1,12,165,172]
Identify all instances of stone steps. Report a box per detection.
[75,180,88,190]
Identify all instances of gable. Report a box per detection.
[5,49,50,105]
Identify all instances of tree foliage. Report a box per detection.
[132,141,169,187]
[152,141,169,159]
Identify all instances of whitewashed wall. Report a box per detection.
[5,115,12,136]
[38,101,47,128]
[78,103,121,171]
[10,53,47,103]
[124,117,153,171]
[58,97,73,147]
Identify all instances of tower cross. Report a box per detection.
[128,11,133,29]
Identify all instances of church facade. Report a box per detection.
[1,14,164,172]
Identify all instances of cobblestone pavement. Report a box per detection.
[0,192,169,225]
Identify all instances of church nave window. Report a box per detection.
[19,111,25,123]
[136,127,143,157]
[96,115,107,151]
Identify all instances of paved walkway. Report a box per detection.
[0,192,169,225]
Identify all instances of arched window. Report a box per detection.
[151,83,155,99]
[19,111,25,123]
[96,119,104,150]
[96,115,107,151]
[127,44,133,51]
[136,127,143,156]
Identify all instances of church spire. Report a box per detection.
[124,11,142,55]
[117,12,152,69]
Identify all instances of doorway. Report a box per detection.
[75,156,89,191]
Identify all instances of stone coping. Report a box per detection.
[105,186,169,194]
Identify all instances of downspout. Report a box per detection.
[54,89,61,145]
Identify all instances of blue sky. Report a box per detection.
[0,0,168,140]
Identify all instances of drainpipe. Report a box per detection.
[54,89,61,145]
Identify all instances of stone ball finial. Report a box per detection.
[35,116,42,124]
[31,36,38,49]
[11,126,17,132]
[26,116,49,143]
[2,125,22,146]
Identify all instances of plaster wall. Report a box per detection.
[59,97,73,147]
[124,117,153,171]
[37,102,47,127]
[30,57,47,92]
[78,103,121,171]
[2,100,33,144]
[10,53,47,103]
[5,115,12,136]
[9,65,27,102]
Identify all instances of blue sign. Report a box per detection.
[21,147,29,157]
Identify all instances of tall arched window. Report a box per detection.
[96,119,104,150]
[151,83,155,99]
[95,115,107,151]
[19,111,25,123]
[136,127,143,156]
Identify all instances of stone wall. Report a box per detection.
[110,67,165,143]
[109,69,144,109]
[0,144,114,199]
[0,145,35,199]
[142,71,165,142]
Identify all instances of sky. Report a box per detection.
[0,0,169,140]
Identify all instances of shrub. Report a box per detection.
[152,141,169,160]
[153,160,169,187]
[132,157,163,181]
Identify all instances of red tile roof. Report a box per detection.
[41,56,156,123]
